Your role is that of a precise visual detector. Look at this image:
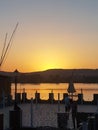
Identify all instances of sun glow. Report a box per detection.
[40,62,59,71]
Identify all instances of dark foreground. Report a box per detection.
[7,126,73,130]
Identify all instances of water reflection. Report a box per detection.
[11,83,98,101]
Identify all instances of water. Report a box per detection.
[11,83,98,101]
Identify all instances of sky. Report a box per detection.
[0,0,98,72]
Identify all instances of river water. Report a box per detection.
[11,83,98,101]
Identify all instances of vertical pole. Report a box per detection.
[15,75,17,103]
[58,93,60,112]
[23,88,25,103]
[35,91,38,109]
[31,98,33,127]
[2,90,5,108]
[51,89,53,104]
[81,88,83,104]
[35,91,38,106]
[14,69,19,104]
[97,100,98,112]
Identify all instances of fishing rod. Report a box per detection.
[0,22,19,68]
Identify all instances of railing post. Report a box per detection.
[31,98,33,127]
[58,93,60,112]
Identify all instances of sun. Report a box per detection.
[41,63,58,70]
[38,58,59,71]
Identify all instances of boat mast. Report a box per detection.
[0,23,18,69]
[0,33,7,66]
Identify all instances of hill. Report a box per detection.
[1,69,98,83]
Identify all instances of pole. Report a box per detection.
[14,69,19,104]
[0,23,18,67]
[58,93,60,112]
[15,75,17,102]
[31,98,33,127]
[2,89,5,108]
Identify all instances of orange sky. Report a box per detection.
[0,1,98,72]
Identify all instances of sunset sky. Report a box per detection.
[0,0,98,72]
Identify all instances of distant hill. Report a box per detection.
[1,69,98,83]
